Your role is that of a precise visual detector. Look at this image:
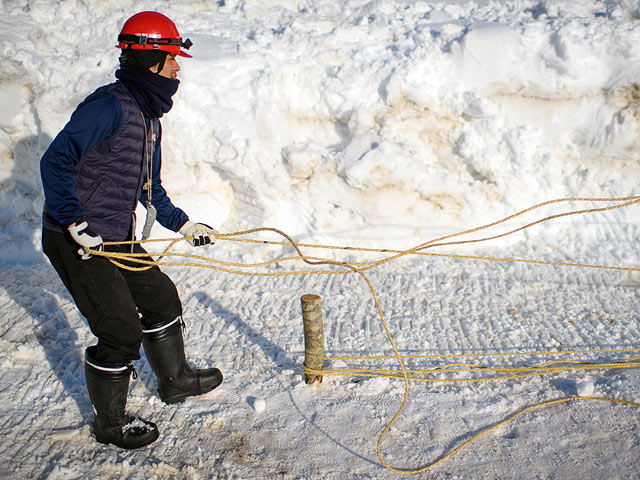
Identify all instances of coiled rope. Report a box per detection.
[88,196,640,474]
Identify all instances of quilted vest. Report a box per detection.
[68,82,157,242]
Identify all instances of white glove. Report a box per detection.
[179,221,219,247]
[68,217,103,260]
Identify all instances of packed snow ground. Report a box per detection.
[1,0,640,478]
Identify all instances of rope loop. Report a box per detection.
[86,196,640,473]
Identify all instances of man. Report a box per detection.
[40,11,222,450]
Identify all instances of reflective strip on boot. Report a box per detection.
[85,359,138,379]
[141,316,182,335]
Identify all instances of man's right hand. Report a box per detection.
[68,217,103,260]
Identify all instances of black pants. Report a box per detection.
[42,227,182,363]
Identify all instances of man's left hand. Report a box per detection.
[179,221,219,247]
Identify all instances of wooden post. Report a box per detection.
[301,294,324,384]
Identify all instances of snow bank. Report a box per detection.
[1,0,640,263]
[0,0,640,259]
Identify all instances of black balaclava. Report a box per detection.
[115,51,180,119]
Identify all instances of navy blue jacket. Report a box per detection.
[41,81,188,241]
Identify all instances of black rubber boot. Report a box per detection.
[142,318,223,404]
[84,346,159,449]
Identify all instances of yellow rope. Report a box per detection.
[380,396,640,474]
[85,196,640,474]
[326,346,640,361]
[304,357,640,383]
[221,238,640,272]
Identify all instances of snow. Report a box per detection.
[576,379,595,397]
[1,0,639,478]
[250,397,267,413]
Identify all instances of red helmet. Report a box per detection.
[117,11,192,58]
